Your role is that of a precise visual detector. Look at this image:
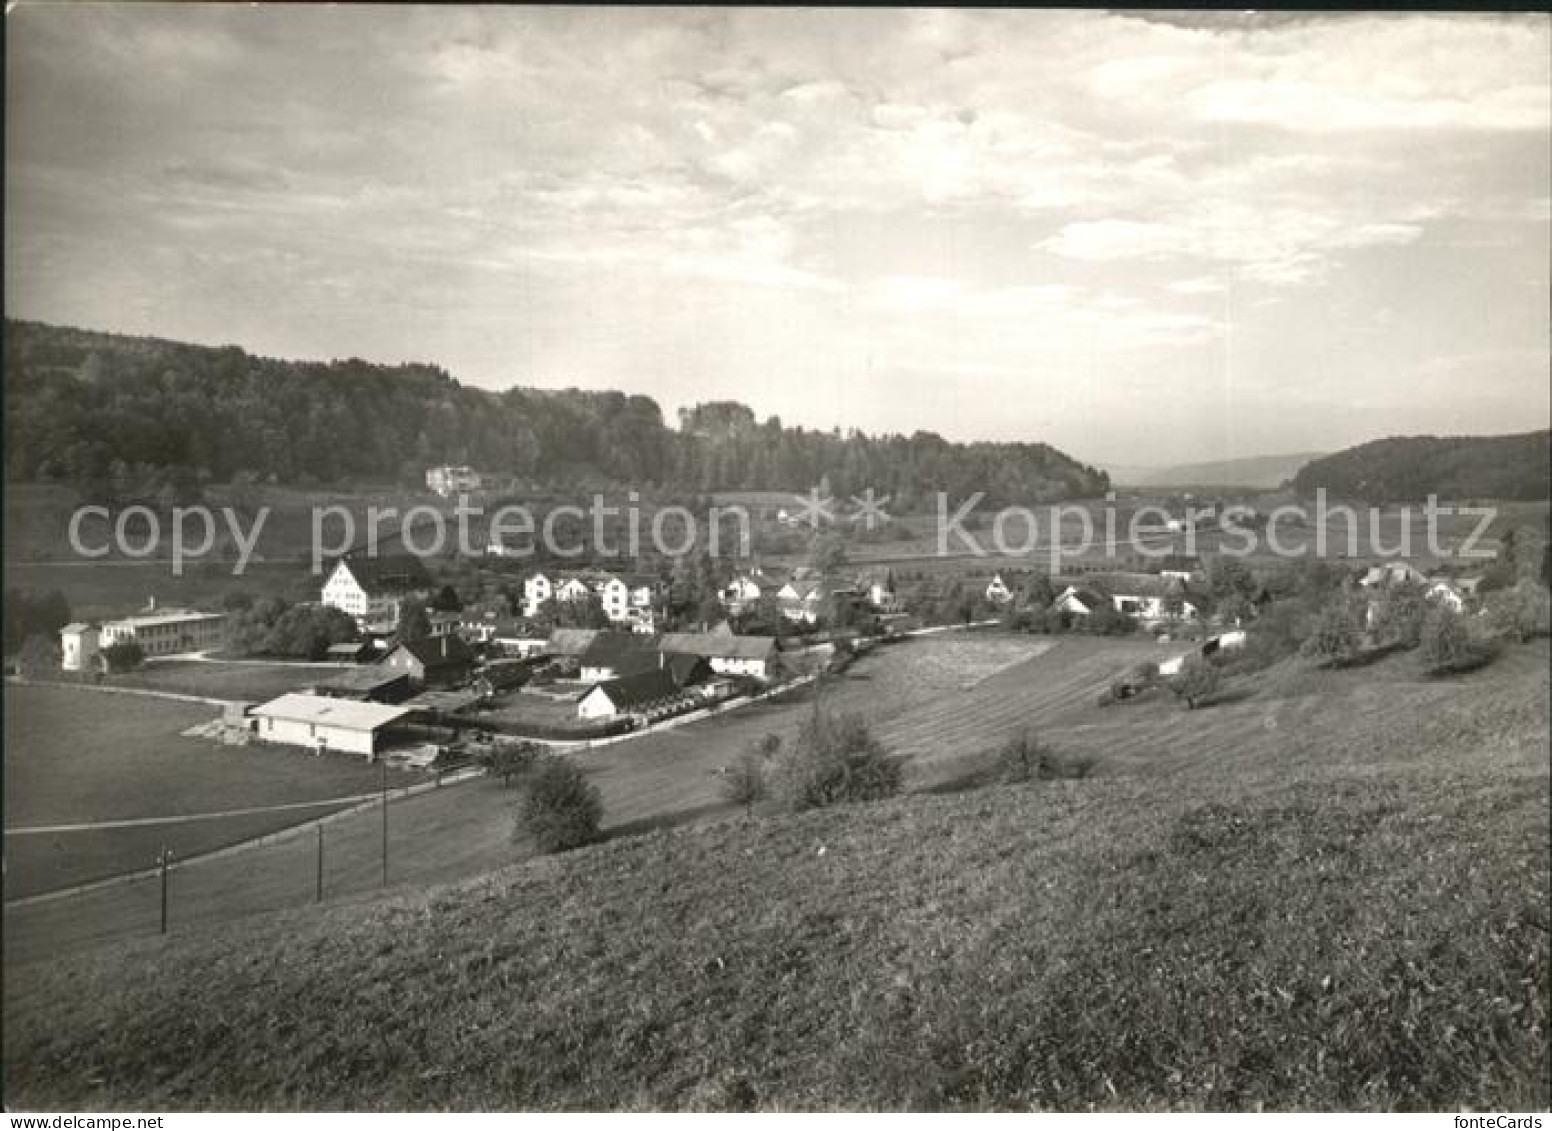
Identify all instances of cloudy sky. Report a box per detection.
[6,6,1549,470]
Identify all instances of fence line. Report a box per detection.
[3,765,484,909]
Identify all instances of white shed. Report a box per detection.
[249,693,412,758]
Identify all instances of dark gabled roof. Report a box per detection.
[315,667,409,694]
[579,631,663,673]
[666,652,711,688]
[393,633,474,668]
[335,554,432,595]
[660,632,777,661]
[584,668,682,712]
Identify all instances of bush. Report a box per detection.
[1168,653,1221,710]
[1419,606,1498,676]
[721,734,778,813]
[517,754,603,853]
[1369,580,1428,648]
[15,634,61,678]
[101,640,145,673]
[996,729,1088,782]
[482,741,539,787]
[1300,593,1365,667]
[772,708,902,811]
[1484,580,1551,643]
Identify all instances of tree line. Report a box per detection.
[4,320,1108,506]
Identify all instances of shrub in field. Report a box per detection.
[1300,593,1366,667]
[1369,580,1428,648]
[1419,606,1498,676]
[995,729,1089,782]
[721,735,779,814]
[14,634,61,678]
[1168,653,1221,709]
[1484,579,1551,643]
[517,754,603,853]
[482,741,539,787]
[773,708,901,811]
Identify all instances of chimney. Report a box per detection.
[145,595,157,613]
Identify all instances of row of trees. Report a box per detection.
[222,595,358,660]
[5,320,1109,504]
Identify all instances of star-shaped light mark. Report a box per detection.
[790,486,836,529]
[850,488,893,531]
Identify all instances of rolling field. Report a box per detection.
[3,684,425,899]
[6,652,1547,1108]
[7,634,1547,964]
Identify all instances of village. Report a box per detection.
[38,473,1496,775]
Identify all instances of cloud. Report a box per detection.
[4,7,1546,464]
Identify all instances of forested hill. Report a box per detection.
[2,320,1107,504]
[1290,431,1550,503]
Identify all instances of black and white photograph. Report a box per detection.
[3,3,1549,1115]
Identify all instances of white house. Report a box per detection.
[985,574,1014,604]
[577,669,684,721]
[426,465,482,496]
[59,623,100,672]
[249,693,413,758]
[522,571,555,617]
[321,555,432,630]
[524,569,659,628]
[1051,574,1201,623]
[98,607,228,657]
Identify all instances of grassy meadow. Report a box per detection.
[3,634,1548,1109]
[3,684,424,898]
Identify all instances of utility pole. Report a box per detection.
[315,823,324,904]
[157,844,173,934]
[380,759,388,888]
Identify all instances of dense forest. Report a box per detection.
[2,320,1107,506]
[1291,432,1550,503]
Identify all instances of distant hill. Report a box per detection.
[1117,452,1326,490]
[1,319,1108,504]
[1291,431,1551,503]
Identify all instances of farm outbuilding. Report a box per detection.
[249,693,412,758]
[577,669,684,721]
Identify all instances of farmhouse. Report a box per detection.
[96,607,228,658]
[1051,586,1108,617]
[1054,572,1202,623]
[249,693,412,758]
[380,634,475,689]
[659,632,778,680]
[985,574,1014,604]
[576,668,685,721]
[321,554,432,631]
